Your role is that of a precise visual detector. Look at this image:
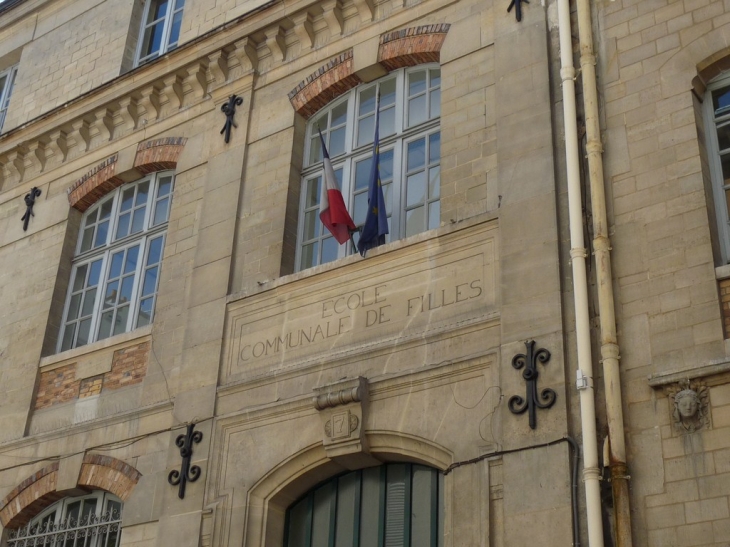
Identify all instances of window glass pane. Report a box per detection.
[100,199,113,219]
[77,318,92,347]
[85,208,99,226]
[311,482,336,547]
[408,138,426,171]
[81,498,97,523]
[120,276,135,304]
[385,464,408,547]
[360,86,376,116]
[725,188,730,217]
[409,71,427,96]
[406,207,425,237]
[321,236,338,264]
[138,298,154,327]
[120,188,135,212]
[429,69,441,88]
[330,126,346,157]
[148,0,170,22]
[300,242,317,270]
[89,260,103,286]
[114,306,130,336]
[124,246,139,274]
[406,172,426,207]
[142,266,159,296]
[153,197,170,225]
[116,213,131,240]
[381,78,396,106]
[287,497,311,547]
[409,94,427,127]
[429,166,440,199]
[104,281,119,308]
[81,288,97,316]
[358,115,375,147]
[95,220,109,248]
[360,467,383,547]
[721,153,730,184]
[382,182,393,218]
[303,210,319,241]
[332,101,348,127]
[429,88,441,119]
[136,182,150,206]
[354,192,368,226]
[110,252,124,279]
[310,134,323,164]
[381,149,393,181]
[381,106,395,138]
[158,176,173,197]
[355,157,372,190]
[131,209,146,234]
[305,177,320,208]
[73,264,88,292]
[66,501,81,524]
[168,8,183,46]
[429,132,441,163]
[714,85,730,117]
[81,227,94,252]
[61,324,76,351]
[335,472,360,547]
[67,294,82,321]
[148,237,164,265]
[411,466,436,547]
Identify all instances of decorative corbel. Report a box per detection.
[313,377,378,469]
[137,84,162,125]
[321,0,344,38]
[114,96,138,134]
[233,37,259,74]
[23,142,45,177]
[291,11,315,51]
[265,25,287,63]
[89,108,113,148]
[159,74,184,117]
[352,0,375,23]
[45,130,69,168]
[2,150,25,185]
[207,49,230,87]
[182,61,209,105]
[68,119,90,157]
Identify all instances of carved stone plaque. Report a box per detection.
[223,221,498,381]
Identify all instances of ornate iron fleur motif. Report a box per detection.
[220,94,244,143]
[168,423,203,499]
[507,0,528,22]
[21,187,41,231]
[508,340,557,429]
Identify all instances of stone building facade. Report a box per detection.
[0,0,727,545]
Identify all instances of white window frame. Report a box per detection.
[57,171,173,353]
[0,64,18,132]
[135,0,185,66]
[8,491,122,547]
[296,64,441,271]
[705,74,730,263]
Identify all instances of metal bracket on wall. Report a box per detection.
[168,423,203,499]
[220,94,244,143]
[508,340,557,429]
[507,0,528,21]
[21,187,41,231]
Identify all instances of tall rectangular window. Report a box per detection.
[135,0,185,65]
[297,65,441,271]
[58,172,174,352]
[0,64,18,132]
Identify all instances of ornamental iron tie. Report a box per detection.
[21,187,41,231]
[508,340,557,429]
[168,423,203,499]
[220,95,243,143]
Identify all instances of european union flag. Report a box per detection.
[357,94,388,257]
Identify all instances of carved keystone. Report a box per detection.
[313,377,378,469]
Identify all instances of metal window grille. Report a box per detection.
[7,507,122,547]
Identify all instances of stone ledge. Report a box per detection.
[648,359,730,388]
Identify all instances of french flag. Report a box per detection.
[319,130,356,244]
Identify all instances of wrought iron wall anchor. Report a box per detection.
[220,95,244,143]
[508,340,557,429]
[20,187,41,231]
[168,423,203,499]
[507,0,528,21]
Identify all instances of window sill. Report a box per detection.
[40,325,153,370]
[716,264,730,280]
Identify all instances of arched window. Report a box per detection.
[58,171,174,352]
[7,491,122,547]
[706,75,730,263]
[297,64,441,270]
[284,463,443,547]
